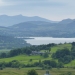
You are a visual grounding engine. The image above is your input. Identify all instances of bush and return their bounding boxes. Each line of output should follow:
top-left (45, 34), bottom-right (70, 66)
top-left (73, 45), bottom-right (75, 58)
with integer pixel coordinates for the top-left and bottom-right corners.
top-left (0, 67), bottom-right (3, 70)
top-left (27, 69), bottom-right (38, 75)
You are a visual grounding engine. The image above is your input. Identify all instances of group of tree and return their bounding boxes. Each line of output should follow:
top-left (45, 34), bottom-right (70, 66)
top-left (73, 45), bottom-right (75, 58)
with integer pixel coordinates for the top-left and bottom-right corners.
top-left (0, 59), bottom-right (64, 69)
top-left (0, 43), bottom-right (55, 58)
top-left (52, 42), bottom-right (75, 64)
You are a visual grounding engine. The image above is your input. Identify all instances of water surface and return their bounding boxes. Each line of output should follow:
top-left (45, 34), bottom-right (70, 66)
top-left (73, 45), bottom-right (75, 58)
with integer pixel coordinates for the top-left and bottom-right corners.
top-left (25, 37), bottom-right (75, 45)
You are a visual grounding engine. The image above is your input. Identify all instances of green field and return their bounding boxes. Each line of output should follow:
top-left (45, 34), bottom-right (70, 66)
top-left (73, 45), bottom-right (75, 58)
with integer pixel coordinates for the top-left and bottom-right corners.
top-left (0, 43), bottom-right (75, 75)
top-left (0, 55), bottom-right (52, 64)
top-left (0, 43), bottom-right (73, 66)
top-left (51, 43), bottom-right (71, 53)
top-left (0, 68), bottom-right (75, 75)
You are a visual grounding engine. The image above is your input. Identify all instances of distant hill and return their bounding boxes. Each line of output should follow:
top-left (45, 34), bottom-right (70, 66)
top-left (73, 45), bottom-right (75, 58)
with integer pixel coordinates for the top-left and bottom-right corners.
top-left (0, 16), bottom-right (75, 37)
top-left (7, 19), bottom-right (75, 37)
top-left (0, 15), bottom-right (56, 26)
top-left (58, 18), bottom-right (74, 24)
top-left (0, 35), bottom-right (30, 49)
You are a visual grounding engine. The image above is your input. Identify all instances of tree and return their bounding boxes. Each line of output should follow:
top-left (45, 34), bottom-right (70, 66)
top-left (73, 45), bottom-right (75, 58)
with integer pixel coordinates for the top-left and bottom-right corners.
top-left (57, 62), bottom-right (64, 68)
top-left (27, 69), bottom-right (38, 75)
top-left (0, 53), bottom-right (7, 58)
top-left (49, 48), bottom-right (51, 53)
top-left (43, 52), bottom-right (49, 58)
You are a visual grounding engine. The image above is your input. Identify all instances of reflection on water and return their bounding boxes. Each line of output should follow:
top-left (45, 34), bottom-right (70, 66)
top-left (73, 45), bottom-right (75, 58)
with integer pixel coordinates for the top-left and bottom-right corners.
top-left (25, 37), bottom-right (75, 45)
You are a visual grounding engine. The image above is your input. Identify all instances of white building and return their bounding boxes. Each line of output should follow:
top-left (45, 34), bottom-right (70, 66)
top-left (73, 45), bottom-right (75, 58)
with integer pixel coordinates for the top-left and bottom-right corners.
top-left (44, 71), bottom-right (51, 75)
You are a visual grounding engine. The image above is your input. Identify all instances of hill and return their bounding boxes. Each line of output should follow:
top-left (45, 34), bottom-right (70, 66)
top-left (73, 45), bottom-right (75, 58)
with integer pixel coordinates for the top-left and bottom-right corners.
top-left (7, 20), bottom-right (75, 37)
top-left (58, 18), bottom-right (74, 24)
top-left (0, 35), bottom-right (30, 49)
top-left (0, 43), bottom-right (75, 75)
top-left (0, 43), bottom-right (72, 66)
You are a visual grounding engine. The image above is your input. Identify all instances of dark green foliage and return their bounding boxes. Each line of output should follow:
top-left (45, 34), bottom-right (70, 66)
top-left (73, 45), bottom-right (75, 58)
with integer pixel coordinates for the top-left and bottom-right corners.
top-left (27, 69), bottom-right (38, 75)
top-left (57, 62), bottom-right (64, 68)
top-left (52, 48), bottom-right (72, 64)
top-left (0, 43), bottom-right (53, 58)
top-left (0, 35), bottom-right (30, 49)
top-left (4, 60), bottom-right (26, 68)
top-left (29, 59), bottom-right (33, 62)
top-left (71, 46), bottom-right (75, 59)
top-left (52, 45), bottom-right (75, 64)
top-left (53, 48), bottom-right (70, 58)
top-left (43, 60), bottom-right (57, 68)
top-left (9, 49), bottom-right (22, 57)
top-left (43, 52), bottom-right (49, 58)
top-left (11, 60), bottom-right (21, 68)
top-left (0, 53), bottom-right (7, 58)
top-left (42, 64), bottom-right (52, 70)
top-left (72, 42), bottom-right (75, 46)
top-left (0, 67), bottom-right (3, 70)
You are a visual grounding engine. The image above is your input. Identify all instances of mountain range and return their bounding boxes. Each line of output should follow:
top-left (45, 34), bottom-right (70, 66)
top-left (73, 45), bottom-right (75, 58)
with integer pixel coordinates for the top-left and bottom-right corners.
top-left (0, 15), bottom-right (75, 37)
top-left (0, 15), bottom-right (57, 27)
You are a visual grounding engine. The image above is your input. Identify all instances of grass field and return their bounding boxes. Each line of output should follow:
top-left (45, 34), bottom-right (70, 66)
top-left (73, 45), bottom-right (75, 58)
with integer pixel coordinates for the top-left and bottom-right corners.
top-left (0, 68), bottom-right (75, 75)
top-left (50, 43), bottom-right (72, 53)
top-left (0, 55), bottom-right (52, 64)
top-left (0, 44), bottom-right (75, 75)
top-left (0, 43), bottom-right (73, 65)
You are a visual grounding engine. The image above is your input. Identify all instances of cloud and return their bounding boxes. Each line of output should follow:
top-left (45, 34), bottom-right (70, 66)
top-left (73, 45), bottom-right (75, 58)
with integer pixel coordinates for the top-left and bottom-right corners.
top-left (0, 0), bottom-right (5, 6)
top-left (0, 0), bottom-right (75, 20)
top-left (2, 0), bottom-right (65, 7)
top-left (0, 0), bottom-right (15, 6)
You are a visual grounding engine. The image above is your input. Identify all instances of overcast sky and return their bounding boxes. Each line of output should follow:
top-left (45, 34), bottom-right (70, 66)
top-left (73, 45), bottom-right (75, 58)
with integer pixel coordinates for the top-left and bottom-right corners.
top-left (0, 0), bottom-right (75, 21)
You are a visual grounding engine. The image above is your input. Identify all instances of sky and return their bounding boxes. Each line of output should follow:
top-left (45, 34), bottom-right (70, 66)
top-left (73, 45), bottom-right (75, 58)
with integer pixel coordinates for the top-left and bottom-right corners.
top-left (0, 0), bottom-right (75, 21)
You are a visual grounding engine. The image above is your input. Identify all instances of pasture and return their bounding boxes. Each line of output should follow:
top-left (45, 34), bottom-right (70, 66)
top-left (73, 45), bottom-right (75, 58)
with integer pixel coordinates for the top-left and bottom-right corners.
top-left (0, 68), bottom-right (75, 75)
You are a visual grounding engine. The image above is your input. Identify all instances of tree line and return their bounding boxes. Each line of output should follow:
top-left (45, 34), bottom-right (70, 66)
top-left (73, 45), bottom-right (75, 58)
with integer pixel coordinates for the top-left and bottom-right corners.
top-left (0, 43), bottom-right (56, 58)
top-left (51, 42), bottom-right (75, 64)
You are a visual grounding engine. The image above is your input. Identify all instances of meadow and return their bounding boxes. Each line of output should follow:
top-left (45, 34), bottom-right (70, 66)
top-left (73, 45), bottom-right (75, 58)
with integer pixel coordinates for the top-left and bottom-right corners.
top-left (0, 68), bottom-right (75, 75)
top-left (0, 43), bottom-right (74, 75)
top-left (0, 43), bottom-right (73, 66)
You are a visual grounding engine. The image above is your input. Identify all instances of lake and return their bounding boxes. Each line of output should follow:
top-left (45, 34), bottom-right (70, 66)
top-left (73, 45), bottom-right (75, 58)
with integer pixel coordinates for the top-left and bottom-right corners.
top-left (25, 37), bottom-right (75, 45)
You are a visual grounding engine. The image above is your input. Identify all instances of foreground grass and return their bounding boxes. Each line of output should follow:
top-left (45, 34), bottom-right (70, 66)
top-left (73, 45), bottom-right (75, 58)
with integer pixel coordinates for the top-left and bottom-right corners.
top-left (0, 68), bottom-right (75, 75)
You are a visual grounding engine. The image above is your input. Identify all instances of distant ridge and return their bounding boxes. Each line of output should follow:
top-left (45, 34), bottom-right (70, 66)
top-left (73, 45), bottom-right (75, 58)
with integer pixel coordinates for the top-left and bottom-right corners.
top-left (0, 15), bottom-right (56, 26)
top-left (58, 18), bottom-right (74, 24)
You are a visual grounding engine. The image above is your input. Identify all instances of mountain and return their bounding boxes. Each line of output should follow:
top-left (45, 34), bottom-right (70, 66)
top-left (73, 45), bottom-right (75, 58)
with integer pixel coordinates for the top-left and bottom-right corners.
top-left (0, 15), bottom-right (56, 27)
top-left (7, 20), bottom-right (75, 37)
top-left (66, 20), bottom-right (75, 29)
top-left (58, 18), bottom-right (74, 24)
top-left (0, 17), bottom-right (75, 37)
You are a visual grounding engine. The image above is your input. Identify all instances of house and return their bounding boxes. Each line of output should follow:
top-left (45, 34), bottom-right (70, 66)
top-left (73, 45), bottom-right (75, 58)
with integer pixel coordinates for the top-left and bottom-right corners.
top-left (44, 71), bottom-right (51, 75)
top-left (31, 51), bottom-right (44, 55)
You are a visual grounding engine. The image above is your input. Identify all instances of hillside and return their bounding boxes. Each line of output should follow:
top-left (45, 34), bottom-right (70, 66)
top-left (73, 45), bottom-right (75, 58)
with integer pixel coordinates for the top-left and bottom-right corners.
top-left (0, 43), bottom-right (75, 75)
top-left (0, 43), bottom-right (73, 67)
top-left (0, 35), bottom-right (30, 49)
